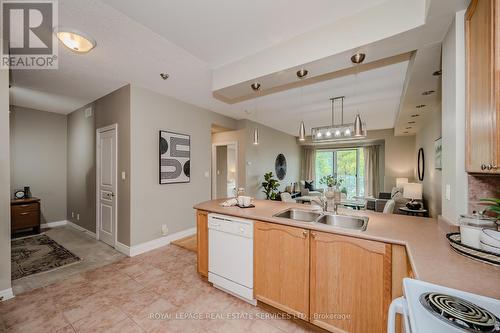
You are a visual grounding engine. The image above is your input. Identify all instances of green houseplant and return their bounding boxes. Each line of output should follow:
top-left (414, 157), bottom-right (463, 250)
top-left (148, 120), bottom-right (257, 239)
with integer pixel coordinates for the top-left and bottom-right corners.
top-left (479, 196), bottom-right (500, 220)
top-left (319, 174), bottom-right (343, 189)
top-left (261, 172), bottom-right (280, 200)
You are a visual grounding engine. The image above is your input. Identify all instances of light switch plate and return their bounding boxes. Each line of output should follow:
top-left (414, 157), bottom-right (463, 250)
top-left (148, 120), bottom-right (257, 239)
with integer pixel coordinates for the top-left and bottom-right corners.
top-left (121, 171), bottom-right (126, 180)
top-left (445, 184), bottom-right (451, 201)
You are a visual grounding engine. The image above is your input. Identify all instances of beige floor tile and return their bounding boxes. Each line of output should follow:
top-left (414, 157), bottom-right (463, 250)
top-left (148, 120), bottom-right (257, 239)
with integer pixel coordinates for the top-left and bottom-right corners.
top-left (71, 306), bottom-right (127, 333)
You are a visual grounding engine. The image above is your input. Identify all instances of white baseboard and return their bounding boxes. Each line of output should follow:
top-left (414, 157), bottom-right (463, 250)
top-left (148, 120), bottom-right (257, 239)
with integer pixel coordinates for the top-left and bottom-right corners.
top-left (0, 288), bottom-right (14, 301)
top-left (114, 241), bottom-right (131, 256)
top-left (128, 227), bottom-right (196, 257)
top-left (67, 221), bottom-right (97, 239)
top-left (41, 220), bottom-right (68, 228)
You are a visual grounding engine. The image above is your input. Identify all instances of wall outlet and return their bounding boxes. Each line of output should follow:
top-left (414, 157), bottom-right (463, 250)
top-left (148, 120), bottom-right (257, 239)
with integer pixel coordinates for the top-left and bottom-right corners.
top-left (71, 212), bottom-right (74, 218)
top-left (121, 171), bottom-right (126, 180)
top-left (161, 224), bottom-right (168, 236)
top-left (445, 184), bottom-right (451, 201)
top-left (77, 213), bottom-right (80, 221)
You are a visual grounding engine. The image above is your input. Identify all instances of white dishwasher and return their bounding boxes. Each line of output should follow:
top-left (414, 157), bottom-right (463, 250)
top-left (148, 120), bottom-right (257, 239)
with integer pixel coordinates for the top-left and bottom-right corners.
top-left (208, 213), bottom-right (256, 305)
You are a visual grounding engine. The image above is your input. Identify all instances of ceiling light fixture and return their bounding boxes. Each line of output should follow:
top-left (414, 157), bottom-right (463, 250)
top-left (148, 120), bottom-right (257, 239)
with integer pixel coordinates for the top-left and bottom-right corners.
top-left (311, 96), bottom-right (366, 142)
top-left (411, 114), bottom-right (420, 118)
top-left (351, 52), bottom-right (366, 137)
top-left (296, 69), bottom-right (308, 141)
top-left (408, 121), bottom-right (416, 124)
top-left (55, 28), bottom-right (96, 53)
top-left (350, 52), bottom-right (366, 64)
top-left (416, 104), bottom-right (426, 108)
top-left (160, 73), bottom-right (169, 80)
top-left (422, 90), bottom-right (435, 96)
top-left (251, 83), bottom-right (261, 145)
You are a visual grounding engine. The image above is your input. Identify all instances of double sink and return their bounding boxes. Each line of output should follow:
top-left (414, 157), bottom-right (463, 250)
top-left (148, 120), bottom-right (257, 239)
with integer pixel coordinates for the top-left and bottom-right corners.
top-left (273, 208), bottom-right (368, 231)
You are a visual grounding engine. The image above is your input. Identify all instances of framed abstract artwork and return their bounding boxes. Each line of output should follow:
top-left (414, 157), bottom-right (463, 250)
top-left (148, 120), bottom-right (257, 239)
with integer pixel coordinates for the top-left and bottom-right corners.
top-left (159, 131), bottom-right (190, 184)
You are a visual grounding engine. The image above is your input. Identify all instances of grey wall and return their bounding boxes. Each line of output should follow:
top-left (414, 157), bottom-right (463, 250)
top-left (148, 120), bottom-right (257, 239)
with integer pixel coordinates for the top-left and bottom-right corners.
top-left (237, 120), bottom-right (301, 199)
top-left (67, 85), bottom-right (131, 245)
top-left (129, 85), bottom-right (237, 245)
top-left (441, 10), bottom-right (468, 224)
top-left (67, 105), bottom-right (96, 233)
top-left (0, 69), bottom-right (11, 292)
top-left (415, 109), bottom-right (442, 218)
top-left (10, 106), bottom-right (67, 223)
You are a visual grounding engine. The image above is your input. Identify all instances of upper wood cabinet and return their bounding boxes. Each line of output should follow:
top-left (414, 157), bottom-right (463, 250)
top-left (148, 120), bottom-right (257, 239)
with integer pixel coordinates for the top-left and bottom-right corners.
top-left (310, 232), bottom-right (392, 333)
top-left (196, 210), bottom-right (208, 277)
top-left (465, 0), bottom-right (500, 174)
top-left (254, 221), bottom-right (310, 319)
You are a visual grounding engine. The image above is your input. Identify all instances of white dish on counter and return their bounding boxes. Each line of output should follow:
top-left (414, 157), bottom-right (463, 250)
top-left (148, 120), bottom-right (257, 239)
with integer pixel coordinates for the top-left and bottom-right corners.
top-left (459, 215), bottom-right (497, 249)
top-left (481, 229), bottom-right (500, 248)
top-left (480, 241), bottom-right (500, 255)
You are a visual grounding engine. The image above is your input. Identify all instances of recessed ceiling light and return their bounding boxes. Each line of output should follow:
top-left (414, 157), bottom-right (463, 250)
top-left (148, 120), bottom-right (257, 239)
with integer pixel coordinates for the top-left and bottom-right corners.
top-left (422, 90), bottom-right (435, 96)
top-left (433, 70), bottom-right (442, 76)
top-left (411, 114), bottom-right (420, 117)
top-left (296, 69), bottom-right (309, 79)
top-left (251, 82), bottom-right (261, 91)
top-left (55, 28), bottom-right (96, 53)
top-left (416, 104), bottom-right (426, 108)
top-left (351, 53), bottom-right (366, 64)
top-left (408, 121), bottom-right (416, 124)
top-left (160, 73), bottom-right (169, 80)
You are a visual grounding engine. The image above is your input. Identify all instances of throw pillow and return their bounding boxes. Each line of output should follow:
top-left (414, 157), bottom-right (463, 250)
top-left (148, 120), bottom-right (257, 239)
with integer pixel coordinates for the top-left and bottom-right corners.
top-left (304, 180), bottom-right (316, 191)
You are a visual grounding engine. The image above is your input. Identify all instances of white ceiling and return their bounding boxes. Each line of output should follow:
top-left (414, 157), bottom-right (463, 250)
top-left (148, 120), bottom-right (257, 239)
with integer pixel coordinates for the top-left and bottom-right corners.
top-left (10, 0), bottom-right (467, 136)
top-left (242, 61), bottom-right (409, 135)
top-left (101, 0), bottom-right (387, 68)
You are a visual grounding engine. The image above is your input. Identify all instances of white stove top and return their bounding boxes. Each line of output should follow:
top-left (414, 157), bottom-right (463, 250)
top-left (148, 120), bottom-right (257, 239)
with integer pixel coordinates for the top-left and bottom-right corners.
top-left (403, 279), bottom-right (500, 333)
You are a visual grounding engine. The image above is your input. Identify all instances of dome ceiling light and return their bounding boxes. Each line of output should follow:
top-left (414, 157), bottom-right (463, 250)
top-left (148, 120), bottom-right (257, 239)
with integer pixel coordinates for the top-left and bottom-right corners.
top-left (55, 28), bottom-right (96, 53)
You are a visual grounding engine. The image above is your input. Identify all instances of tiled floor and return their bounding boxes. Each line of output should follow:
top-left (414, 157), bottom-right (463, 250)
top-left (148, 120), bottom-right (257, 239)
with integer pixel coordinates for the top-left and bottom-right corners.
top-left (12, 226), bottom-right (125, 294)
top-left (1, 244), bottom-right (316, 333)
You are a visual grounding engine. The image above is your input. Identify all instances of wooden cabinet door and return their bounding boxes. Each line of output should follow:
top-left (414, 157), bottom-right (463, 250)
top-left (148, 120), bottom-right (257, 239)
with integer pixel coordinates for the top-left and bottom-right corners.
top-left (196, 210), bottom-right (208, 277)
top-left (466, 0), bottom-right (500, 173)
top-left (254, 221), bottom-right (309, 319)
top-left (310, 232), bottom-right (392, 333)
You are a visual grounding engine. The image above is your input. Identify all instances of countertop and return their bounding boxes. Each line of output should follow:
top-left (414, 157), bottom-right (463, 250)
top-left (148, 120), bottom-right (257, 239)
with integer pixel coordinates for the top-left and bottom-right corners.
top-left (194, 199), bottom-right (500, 299)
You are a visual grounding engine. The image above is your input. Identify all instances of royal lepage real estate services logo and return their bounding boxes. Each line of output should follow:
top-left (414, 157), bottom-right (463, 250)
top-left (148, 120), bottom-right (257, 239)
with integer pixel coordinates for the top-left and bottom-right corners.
top-left (1, 0), bottom-right (58, 69)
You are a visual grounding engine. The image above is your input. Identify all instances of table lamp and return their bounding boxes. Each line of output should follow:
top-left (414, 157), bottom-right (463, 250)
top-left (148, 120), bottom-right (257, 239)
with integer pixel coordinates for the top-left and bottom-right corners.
top-left (396, 177), bottom-right (409, 188)
top-left (403, 183), bottom-right (422, 210)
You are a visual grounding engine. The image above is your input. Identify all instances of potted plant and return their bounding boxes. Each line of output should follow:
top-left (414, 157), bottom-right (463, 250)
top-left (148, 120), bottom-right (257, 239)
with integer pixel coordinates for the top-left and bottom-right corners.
top-left (479, 196), bottom-right (500, 221)
top-left (319, 174), bottom-right (343, 190)
top-left (261, 172), bottom-right (280, 200)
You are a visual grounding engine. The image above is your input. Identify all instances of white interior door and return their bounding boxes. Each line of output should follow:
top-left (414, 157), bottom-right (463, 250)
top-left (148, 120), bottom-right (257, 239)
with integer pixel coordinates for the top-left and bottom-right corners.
top-left (97, 126), bottom-right (117, 247)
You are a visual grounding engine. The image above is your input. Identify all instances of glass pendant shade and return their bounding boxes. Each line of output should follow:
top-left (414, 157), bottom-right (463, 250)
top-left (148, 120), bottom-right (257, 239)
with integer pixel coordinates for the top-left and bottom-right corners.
top-left (298, 121), bottom-right (306, 141)
top-left (253, 128), bottom-right (259, 145)
top-left (354, 114), bottom-right (364, 137)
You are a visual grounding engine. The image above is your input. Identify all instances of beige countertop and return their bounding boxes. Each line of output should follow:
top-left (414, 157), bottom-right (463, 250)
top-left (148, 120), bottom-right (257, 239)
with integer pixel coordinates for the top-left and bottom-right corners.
top-left (194, 199), bottom-right (500, 300)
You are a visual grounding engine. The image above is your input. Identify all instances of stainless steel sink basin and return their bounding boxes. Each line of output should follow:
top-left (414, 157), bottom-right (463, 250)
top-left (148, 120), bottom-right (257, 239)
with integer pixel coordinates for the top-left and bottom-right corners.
top-left (273, 209), bottom-right (321, 222)
top-left (316, 214), bottom-right (368, 231)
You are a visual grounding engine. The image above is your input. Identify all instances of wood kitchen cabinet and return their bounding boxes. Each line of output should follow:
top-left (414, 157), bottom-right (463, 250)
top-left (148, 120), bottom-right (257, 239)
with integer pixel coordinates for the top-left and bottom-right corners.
top-left (465, 0), bottom-right (500, 173)
top-left (310, 232), bottom-right (392, 333)
top-left (196, 210), bottom-right (208, 277)
top-left (254, 221), bottom-right (310, 319)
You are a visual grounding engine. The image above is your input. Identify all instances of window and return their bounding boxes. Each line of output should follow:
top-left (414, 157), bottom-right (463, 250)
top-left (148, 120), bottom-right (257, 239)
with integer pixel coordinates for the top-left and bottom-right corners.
top-left (315, 148), bottom-right (365, 198)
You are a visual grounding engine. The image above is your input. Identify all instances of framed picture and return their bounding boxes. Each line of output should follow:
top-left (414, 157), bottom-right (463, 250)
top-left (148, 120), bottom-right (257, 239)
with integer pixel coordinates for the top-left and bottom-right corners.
top-left (159, 131), bottom-right (190, 184)
top-left (434, 137), bottom-right (442, 170)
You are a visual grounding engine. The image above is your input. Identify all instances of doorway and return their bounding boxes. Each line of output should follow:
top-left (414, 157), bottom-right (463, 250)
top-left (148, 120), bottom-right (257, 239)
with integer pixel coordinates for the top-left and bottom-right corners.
top-left (212, 142), bottom-right (238, 199)
top-left (96, 124), bottom-right (118, 247)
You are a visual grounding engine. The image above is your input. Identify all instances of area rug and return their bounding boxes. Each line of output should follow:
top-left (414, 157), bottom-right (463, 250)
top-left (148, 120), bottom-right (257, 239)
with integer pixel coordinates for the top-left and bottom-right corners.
top-left (11, 234), bottom-right (81, 280)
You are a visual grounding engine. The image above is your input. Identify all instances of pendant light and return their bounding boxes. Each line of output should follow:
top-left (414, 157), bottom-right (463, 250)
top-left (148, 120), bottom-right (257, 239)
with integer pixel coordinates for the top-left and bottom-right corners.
top-left (296, 68), bottom-right (308, 141)
top-left (351, 53), bottom-right (365, 137)
top-left (251, 82), bottom-right (261, 145)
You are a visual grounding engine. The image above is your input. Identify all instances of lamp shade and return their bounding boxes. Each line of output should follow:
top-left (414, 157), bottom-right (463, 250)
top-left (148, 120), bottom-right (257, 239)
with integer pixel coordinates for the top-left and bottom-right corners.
top-left (403, 183), bottom-right (422, 200)
top-left (396, 178), bottom-right (409, 188)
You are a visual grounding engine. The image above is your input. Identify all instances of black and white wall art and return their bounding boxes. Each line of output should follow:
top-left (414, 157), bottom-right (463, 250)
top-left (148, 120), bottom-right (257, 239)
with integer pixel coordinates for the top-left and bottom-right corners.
top-left (159, 131), bottom-right (190, 184)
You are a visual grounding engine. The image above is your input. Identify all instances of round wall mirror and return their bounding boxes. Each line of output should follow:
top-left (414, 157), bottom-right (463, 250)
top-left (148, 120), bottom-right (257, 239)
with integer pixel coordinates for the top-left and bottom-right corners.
top-left (275, 154), bottom-right (287, 180)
